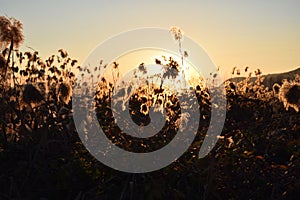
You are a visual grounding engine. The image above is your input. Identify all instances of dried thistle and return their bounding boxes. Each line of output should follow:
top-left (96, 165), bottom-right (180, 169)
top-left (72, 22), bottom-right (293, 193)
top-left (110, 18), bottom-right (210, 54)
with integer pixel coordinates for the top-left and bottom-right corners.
top-left (278, 80), bottom-right (300, 112)
top-left (0, 16), bottom-right (24, 49)
top-left (170, 26), bottom-right (183, 41)
top-left (58, 82), bottom-right (72, 104)
top-left (58, 49), bottom-right (68, 59)
top-left (138, 63), bottom-right (147, 74)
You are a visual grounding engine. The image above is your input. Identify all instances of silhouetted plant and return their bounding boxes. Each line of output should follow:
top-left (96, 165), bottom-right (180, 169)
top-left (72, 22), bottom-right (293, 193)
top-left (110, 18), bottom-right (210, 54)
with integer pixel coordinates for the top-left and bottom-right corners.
top-left (0, 16), bottom-right (24, 80)
top-left (0, 20), bottom-right (299, 199)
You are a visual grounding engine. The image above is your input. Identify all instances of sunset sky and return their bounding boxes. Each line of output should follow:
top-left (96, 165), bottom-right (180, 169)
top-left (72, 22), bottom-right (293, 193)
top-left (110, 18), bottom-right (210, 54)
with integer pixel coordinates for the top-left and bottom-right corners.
top-left (1, 0), bottom-right (300, 76)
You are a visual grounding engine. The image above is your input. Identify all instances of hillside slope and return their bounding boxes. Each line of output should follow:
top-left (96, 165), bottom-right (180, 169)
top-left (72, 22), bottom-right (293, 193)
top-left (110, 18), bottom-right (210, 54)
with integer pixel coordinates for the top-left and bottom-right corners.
top-left (228, 67), bottom-right (300, 88)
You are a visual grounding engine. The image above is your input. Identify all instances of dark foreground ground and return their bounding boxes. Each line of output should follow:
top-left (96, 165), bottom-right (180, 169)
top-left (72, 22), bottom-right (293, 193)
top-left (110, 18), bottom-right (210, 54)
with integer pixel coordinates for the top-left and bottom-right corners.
top-left (0, 92), bottom-right (299, 200)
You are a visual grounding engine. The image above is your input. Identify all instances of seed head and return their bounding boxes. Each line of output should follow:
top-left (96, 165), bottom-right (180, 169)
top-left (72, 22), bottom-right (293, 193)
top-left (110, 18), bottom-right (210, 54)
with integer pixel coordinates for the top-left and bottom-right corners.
top-left (278, 80), bottom-right (300, 112)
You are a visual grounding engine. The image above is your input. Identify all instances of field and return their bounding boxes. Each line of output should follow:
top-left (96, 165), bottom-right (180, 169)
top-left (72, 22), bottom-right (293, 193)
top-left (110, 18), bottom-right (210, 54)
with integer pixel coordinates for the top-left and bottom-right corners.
top-left (0, 47), bottom-right (300, 199)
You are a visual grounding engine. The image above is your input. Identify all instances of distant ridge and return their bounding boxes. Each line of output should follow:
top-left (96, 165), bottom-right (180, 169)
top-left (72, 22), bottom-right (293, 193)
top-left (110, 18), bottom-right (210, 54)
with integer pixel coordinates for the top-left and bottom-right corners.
top-left (227, 67), bottom-right (300, 89)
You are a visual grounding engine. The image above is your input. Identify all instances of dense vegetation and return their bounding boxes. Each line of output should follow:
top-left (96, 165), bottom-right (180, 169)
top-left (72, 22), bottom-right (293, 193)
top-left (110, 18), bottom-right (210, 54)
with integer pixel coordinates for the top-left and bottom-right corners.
top-left (0, 16), bottom-right (300, 200)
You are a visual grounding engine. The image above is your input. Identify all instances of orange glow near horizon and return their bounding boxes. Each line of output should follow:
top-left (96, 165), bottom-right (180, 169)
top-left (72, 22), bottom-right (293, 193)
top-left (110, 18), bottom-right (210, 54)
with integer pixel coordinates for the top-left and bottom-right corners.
top-left (2, 1), bottom-right (300, 75)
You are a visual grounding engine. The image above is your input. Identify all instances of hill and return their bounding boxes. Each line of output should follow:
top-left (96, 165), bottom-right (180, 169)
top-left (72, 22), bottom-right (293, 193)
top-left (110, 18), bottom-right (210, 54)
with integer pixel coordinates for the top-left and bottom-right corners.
top-left (228, 67), bottom-right (300, 88)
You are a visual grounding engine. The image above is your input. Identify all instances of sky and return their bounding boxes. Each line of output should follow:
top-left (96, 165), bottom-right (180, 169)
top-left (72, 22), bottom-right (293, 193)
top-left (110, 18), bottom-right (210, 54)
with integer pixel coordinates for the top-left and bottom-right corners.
top-left (1, 0), bottom-right (300, 77)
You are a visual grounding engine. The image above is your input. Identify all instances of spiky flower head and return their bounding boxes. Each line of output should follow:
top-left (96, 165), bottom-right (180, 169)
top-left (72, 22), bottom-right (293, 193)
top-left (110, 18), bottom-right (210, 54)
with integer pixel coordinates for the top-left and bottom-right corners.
top-left (138, 63), bottom-right (147, 74)
top-left (0, 16), bottom-right (24, 49)
top-left (170, 26), bottom-right (183, 41)
top-left (278, 80), bottom-right (300, 112)
top-left (58, 82), bottom-right (72, 104)
top-left (58, 49), bottom-right (68, 59)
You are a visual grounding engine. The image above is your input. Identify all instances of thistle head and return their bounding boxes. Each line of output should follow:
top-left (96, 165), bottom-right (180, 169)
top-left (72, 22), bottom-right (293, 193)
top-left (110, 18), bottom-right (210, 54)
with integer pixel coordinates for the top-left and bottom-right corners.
top-left (58, 82), bottom-right (72, 104)
top-left (170, 26), bottom-right (183, 41)
top-left (278, 80), bottom-right (300, 112)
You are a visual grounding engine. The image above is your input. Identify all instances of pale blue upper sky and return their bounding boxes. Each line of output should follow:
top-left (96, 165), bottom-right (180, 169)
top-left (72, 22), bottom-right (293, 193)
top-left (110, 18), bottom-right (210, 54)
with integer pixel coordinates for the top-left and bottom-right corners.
top-left (1, 0), bottom-right (300, 75)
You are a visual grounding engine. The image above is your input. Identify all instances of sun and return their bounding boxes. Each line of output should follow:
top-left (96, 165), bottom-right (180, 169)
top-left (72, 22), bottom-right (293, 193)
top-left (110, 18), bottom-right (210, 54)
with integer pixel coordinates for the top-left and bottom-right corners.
top-left (111, 48), bottom-right (204, 87)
